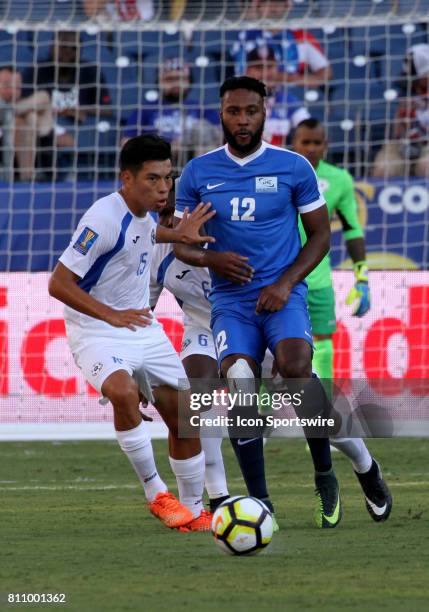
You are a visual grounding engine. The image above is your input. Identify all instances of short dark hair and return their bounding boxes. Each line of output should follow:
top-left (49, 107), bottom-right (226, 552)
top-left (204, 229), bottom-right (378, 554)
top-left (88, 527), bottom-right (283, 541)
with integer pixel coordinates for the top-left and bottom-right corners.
top-left (119, 134), bottom-right (172, 173)
top-left (295, 118), bottom-right (322, 131)
top-left (246, 45), bottom-right (277, 64)
top-left (220, 76), bottom-right (267, 99)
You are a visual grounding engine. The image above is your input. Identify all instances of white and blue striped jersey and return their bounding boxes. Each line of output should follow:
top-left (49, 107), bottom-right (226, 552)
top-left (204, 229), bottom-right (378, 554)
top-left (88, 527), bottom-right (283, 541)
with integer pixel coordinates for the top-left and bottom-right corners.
top-left (150, 242), bottom-right (211, 330)
top-left (175, 141), bottom-right (325, 306)
top-left (59, 191), bottom-right (156, 343)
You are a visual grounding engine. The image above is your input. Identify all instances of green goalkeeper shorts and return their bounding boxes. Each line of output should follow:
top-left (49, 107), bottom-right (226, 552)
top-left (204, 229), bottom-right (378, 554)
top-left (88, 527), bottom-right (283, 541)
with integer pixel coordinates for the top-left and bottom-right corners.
top-left (307, 286), bottom-right (337, 336)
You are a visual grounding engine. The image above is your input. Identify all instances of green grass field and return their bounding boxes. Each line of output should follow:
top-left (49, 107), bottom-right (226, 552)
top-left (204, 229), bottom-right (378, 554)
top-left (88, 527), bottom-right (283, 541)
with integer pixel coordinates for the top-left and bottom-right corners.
top-left (1, 439), bottom-right (428, 611)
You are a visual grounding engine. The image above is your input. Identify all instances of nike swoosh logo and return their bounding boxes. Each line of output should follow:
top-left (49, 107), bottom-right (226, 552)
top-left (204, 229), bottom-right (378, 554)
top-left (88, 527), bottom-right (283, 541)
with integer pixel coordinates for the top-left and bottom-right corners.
top-left (237, 437), bottom-right (259, 446)
top-left (365, 497), bottom-right (387, 516)
top-left (323, 496), bottom-right (341, 526)
top-left (207, 182), bottom-right (225, 190)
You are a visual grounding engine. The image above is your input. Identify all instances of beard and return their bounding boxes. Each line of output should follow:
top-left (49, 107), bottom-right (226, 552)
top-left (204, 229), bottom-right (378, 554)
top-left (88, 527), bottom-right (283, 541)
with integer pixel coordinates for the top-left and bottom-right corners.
top-left (221, 118), bottom-right (265, 154)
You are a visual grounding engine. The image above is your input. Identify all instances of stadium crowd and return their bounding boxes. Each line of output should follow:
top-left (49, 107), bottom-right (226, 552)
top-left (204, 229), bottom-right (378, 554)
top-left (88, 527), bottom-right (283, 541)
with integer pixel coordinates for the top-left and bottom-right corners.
top-left (0, 10), bottom-right (428, 180)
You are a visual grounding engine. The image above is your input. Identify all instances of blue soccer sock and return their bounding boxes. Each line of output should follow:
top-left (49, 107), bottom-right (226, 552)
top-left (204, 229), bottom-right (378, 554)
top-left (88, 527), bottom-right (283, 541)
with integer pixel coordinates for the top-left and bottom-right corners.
top-left (229, 436), bottom-right (271, 503)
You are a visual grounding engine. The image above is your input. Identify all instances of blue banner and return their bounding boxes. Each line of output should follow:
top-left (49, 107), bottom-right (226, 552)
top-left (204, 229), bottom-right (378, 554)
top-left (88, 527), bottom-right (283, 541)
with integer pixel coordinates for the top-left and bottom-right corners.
top-left (331, 179), bottom-right (429, 270)
top-left (0, 179), bottom-right (428, 271)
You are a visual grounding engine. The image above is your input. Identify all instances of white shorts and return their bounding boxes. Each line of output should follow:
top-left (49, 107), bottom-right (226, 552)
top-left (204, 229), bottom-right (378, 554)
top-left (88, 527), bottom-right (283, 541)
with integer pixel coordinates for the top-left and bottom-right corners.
top-left (71, 319), bottom-right (189, 394)
top-left (180, 324), bottom-right (216, 361)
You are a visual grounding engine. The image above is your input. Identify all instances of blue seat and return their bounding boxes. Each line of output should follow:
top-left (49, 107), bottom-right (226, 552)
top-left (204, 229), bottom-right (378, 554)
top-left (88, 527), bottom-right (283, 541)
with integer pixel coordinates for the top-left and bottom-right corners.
top-left (0, 30), bottom-right (33, 68)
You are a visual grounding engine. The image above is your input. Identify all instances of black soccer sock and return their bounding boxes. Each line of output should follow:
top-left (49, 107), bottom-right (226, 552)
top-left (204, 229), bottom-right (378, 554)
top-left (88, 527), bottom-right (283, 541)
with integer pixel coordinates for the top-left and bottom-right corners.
top-left (306, 437), bottom-right (332, 473)
top-left (292, 373), bottom-right (334, 473)
top-left (209, 494), bottom-right (230, 513)
top-left (229, 435), bottom-right (270, 502)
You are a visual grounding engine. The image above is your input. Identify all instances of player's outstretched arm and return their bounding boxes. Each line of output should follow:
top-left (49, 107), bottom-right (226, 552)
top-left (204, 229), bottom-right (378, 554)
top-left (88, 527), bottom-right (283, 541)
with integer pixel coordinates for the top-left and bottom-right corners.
top-left (336, 172), bottom-right (370, 317)
top-left (172, 216), bottom-right (254, 284)
top-left (156, 202), bottom-right (216, 245)
top-left (345, 237), bottom-right (370, 317)
top-left (48, 262), bottom-right (153, 331)
top-left (290, 205), bottom-right (331, 281)
top-left (256, 206), bottom-right (330, 313)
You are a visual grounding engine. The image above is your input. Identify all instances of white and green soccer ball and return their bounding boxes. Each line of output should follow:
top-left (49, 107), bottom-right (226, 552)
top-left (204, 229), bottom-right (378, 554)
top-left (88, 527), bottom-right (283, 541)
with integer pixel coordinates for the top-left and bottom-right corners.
top-left (211, 496), bottom-right (274, 555)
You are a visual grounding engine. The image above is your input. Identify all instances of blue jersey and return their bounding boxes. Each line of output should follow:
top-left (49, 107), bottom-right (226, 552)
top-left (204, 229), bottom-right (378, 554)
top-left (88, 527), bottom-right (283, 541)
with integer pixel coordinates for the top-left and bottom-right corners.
top-left (175, 141), bottom-right (325, 306)
top-left (123, 100), bottom-right (219, 141)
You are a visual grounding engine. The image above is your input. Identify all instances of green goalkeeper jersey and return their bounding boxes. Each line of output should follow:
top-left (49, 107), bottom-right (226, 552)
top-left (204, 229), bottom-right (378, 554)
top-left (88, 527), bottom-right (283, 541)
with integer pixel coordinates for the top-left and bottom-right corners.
top-left (298, 159), bottom-right (363, 290)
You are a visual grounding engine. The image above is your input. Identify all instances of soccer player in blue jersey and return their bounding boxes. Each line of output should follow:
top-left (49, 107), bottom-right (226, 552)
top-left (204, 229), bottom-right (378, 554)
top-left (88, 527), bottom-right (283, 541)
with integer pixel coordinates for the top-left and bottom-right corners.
top-left (174, 76), bottom-right (342, 528)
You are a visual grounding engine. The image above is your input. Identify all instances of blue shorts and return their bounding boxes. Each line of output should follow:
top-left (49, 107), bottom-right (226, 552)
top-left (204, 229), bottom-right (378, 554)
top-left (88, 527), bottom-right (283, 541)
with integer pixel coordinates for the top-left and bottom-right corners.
top-left (211, 293), bottom-right (313, 366)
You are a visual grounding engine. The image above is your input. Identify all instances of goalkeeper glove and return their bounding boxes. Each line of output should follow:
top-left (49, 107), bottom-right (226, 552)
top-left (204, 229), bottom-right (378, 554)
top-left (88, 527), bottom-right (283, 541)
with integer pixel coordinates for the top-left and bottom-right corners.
top-left (345, 261), bottom-right (370, 317)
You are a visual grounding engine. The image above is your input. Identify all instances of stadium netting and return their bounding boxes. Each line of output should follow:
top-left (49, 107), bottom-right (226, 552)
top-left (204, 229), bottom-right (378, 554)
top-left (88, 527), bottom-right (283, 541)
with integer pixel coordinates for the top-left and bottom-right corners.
top-left (0, 0), bottom-right (428, 439)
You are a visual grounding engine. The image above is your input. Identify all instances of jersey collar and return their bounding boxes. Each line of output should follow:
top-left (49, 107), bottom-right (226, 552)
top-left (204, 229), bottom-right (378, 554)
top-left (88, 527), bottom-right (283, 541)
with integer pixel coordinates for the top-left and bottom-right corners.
top-left (224, 141), bottom-right (267, 166)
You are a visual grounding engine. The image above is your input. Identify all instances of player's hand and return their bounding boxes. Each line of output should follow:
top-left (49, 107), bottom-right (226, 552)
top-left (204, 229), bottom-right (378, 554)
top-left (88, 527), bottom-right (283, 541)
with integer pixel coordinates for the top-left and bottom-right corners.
top-left (104, 307), bottom-right (153, 331)
top-left (138, 390), bottom-right (153, 421)
top-left (346, 282), bottom-right (370, 316)
top-left (256, 281), bottom-right (292, 314)
top-left (176, 202), bottom-right (216, 245)
top-left (204, 250), bottom-right (254, 284)
top-left (345, 262), bottom-right (370, 317)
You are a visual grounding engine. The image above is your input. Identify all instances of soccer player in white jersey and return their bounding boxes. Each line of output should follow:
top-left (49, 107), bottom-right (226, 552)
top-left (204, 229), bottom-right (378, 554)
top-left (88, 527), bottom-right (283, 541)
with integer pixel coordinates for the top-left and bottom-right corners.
top-left (150, 204), bottom-right (230, 513)
top-left (49, 134), bottom-right (216, 532)
top-left (174, 76), bottom-right (342, 528)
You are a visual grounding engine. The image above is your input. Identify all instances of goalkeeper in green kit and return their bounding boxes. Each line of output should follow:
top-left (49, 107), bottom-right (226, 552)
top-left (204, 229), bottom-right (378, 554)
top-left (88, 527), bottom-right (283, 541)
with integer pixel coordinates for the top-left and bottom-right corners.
top-left (289, 118), bottom-right (392, 522)
top-left (293, 118), bottom-right (370, 380)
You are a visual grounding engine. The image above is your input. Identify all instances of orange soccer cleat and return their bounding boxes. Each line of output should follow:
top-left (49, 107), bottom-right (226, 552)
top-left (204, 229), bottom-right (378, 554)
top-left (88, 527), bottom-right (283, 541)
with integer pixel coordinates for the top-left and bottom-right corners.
top-left (177, 510), bottom-right (213, 532)
top-left (149, 491), bottom-right (194, 528)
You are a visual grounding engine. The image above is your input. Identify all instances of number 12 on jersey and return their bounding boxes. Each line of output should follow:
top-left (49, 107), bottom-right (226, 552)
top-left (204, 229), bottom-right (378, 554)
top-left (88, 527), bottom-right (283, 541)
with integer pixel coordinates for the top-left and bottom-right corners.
top-left (230, 197), bottom-right (255, 221)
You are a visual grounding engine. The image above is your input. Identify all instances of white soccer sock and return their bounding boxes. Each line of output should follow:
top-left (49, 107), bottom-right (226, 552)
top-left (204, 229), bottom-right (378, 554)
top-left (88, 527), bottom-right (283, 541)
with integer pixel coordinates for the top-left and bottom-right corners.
top-left (201, 436), bottom-right (229, 500)
top-left (116, 420), bottom-right (167, 502)
top-left (169, 451), bottom-right (205, 518)
top-left (330, 437), bottom-right (373, 473)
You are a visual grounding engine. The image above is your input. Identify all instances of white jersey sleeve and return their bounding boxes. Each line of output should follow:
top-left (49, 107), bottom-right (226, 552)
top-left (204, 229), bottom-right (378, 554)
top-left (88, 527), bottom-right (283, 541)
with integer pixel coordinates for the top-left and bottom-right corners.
top-left (59, 211), bottom-right (117, 278)
top-left (58, 191), bottom-right (157, 346)
top-left (151, 242), bottom-right (211, 330)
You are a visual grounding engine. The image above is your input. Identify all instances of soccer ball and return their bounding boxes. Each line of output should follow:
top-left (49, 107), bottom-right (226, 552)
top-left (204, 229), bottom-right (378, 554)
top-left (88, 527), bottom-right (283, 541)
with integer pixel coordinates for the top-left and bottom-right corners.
top-left (211, 496), bottom-right (274, 555)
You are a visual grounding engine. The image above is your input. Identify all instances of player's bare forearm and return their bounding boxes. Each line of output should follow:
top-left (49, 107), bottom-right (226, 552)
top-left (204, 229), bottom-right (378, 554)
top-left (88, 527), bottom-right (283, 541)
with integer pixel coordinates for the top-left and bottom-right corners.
top-left (173, 242), bottom-right (208, 266)
top-left (282, 205), bottom-right (330, 287)
top-left (256, 230), bottom-right (328, 313)
top-left (172, 215), bottom-right (253, 283)
top-left (174, 241), bottom-right (254, 284)
top-left (49, 262), bottom-right (116, 322)
top-left (345, 237), bottom-right (366, 264)
top-left (171, 214), bottom-right (209, 266)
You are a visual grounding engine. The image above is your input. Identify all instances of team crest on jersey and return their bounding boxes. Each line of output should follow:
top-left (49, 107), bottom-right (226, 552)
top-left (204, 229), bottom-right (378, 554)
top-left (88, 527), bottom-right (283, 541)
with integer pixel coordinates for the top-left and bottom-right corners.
top-left (73, 227), bottom-right (99, 255)
top-left (255, 176), bottom-right (278, 193)
top-left (181, 338), bottom-right (192, 351)
top-left (151, 228), bottom-right (156, 245)
top-left (91, 362), bottom-right (103, 377)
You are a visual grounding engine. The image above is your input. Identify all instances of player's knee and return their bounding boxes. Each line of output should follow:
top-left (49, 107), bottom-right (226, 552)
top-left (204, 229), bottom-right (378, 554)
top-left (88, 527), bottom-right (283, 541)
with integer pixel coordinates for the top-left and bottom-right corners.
top-left (276, 356), bottom-right (312, 379)
top-left (104, 378), bottom-right (139, 410)
top-left (226, 358), bottom-right (255, 399)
